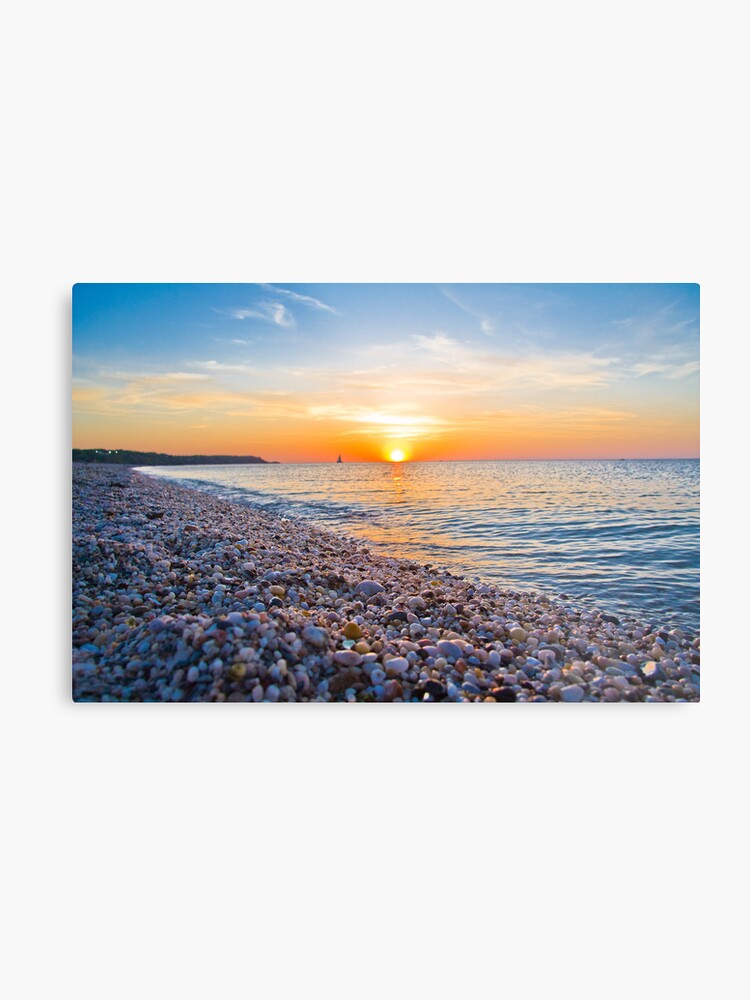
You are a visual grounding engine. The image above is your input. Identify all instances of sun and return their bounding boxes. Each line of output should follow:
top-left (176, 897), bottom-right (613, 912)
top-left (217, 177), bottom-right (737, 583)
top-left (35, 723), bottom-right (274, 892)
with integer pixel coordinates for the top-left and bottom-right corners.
top-left (389, 449), bottom-right (406, 462)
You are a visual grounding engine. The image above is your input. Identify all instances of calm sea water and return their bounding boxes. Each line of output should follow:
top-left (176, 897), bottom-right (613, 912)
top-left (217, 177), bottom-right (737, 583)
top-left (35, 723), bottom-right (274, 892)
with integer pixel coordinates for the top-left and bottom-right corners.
top-left (139, 460), bottom-right (700, 632)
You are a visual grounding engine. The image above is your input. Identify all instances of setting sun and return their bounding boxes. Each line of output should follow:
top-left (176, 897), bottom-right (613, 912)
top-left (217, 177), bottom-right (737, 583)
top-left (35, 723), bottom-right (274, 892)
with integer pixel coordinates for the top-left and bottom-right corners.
top-left (389, 449), bottom-right (405, 462)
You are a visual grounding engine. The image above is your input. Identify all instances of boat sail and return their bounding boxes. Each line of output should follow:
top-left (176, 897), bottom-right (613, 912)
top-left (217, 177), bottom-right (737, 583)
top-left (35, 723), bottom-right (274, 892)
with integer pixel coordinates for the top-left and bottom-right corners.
top-left (336, 454), bottom-right (343, 463)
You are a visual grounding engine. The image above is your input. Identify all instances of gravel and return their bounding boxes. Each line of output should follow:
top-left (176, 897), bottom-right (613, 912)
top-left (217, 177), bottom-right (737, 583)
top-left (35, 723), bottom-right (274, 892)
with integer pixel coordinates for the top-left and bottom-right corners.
top-left (72, 464), bottom-right (700, 703)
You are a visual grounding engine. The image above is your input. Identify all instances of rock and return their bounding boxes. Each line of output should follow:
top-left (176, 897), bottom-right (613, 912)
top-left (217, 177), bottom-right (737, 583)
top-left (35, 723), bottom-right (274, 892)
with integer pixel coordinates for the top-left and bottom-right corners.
top-left (328, 669), bottom-right (361, 695)
top-left (436, 640), bottom-right (462, 660)
top-left (343, 621), bottom-right (362, 640)
top-left (333, 650), bottom-right (363, 667)
top-left (385, 656), bottom-right (409, 674)
top-left (355, 580), bottom-right (385, 596)
top-left (269, 585), bottom-right (285, 597)
top-left (560, 684), bottom-right (585, 702)
top-left (186, 666), bottom-right (200, 684)
top-left (424, 679), bottom-right (447, 700)
top-left (509, 626), bottom-right (527, 643)
top-left (302, 625), bottom-right (329, 648)
top-left (639, 660), bottom-right (666, 683)
top-left (370, 668), bottom-right (386, 685)
top-left (383, 679), bottom-right (403, 701)
top-left (385, 610), bottom-right (408, 624)
top-left (492, 687), bottom-right (516, 702)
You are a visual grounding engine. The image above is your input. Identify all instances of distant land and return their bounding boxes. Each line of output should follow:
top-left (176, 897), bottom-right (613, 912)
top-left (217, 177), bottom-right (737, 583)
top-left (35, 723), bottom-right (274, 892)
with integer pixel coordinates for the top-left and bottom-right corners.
top-left (73, 449), bottom-right (276, 466)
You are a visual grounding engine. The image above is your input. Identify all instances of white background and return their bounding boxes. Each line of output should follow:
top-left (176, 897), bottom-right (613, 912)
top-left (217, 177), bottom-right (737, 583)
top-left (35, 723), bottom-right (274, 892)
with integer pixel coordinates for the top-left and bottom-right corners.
top-left (1, 2), bottom-right (746, 998)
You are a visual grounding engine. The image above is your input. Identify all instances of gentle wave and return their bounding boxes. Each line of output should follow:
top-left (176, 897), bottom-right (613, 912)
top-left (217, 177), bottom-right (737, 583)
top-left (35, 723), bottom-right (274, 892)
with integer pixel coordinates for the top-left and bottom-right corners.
top-left (138, 460), bottom-right (700, 632)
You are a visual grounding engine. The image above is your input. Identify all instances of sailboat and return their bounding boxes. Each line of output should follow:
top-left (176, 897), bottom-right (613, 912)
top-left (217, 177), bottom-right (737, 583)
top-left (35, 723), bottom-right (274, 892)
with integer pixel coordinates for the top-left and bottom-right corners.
top-left (336, 454), bottom-right (343, 463)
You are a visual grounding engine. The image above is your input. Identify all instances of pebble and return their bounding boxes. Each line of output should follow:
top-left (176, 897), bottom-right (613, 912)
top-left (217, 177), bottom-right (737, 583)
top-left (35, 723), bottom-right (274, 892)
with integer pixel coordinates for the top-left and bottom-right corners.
top-left (71, 464), bottom-right (700, 705)
top-left (385, 656), bottom-right (409, 674)
top-left (436, 640), bottom-right (463, 660)
top-left (302, 625), bottom-right (328, 648)
top-left (328, 669), bottom-right (360, 695)
top-left (639, 660), bottom-right (666, 683)
top-left (333, 650), bottom-right (363, 667)
top-left (560, 684), bottom-right (585, 702)
top-left (383, 679), bottom-right (403, 701)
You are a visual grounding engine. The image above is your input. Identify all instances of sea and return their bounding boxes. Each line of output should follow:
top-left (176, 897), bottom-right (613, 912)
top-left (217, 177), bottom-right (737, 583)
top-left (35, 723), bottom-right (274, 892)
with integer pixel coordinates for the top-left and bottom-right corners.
top-left (138, 459), bottom-right (700, 633)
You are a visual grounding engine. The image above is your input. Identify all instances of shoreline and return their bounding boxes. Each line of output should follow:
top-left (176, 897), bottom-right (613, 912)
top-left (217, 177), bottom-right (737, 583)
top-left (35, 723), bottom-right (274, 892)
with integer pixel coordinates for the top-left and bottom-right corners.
top-left (72, 464), bottom-right (700, 702)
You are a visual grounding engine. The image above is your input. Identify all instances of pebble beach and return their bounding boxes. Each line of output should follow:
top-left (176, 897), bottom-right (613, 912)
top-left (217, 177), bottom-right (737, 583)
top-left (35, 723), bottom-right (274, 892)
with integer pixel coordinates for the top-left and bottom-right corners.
top-left (72, 464), bottom-right (700, 703)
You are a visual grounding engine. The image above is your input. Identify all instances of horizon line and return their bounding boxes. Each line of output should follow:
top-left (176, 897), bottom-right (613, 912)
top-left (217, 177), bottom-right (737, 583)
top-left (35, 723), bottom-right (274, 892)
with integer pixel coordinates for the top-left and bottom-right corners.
top-left (74, 449), bottom-right (700, 463)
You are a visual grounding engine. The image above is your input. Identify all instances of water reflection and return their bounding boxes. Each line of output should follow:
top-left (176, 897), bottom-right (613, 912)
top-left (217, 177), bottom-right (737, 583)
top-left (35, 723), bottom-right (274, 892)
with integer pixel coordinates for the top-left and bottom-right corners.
top-left (390, 467), bottom-right (405, 502)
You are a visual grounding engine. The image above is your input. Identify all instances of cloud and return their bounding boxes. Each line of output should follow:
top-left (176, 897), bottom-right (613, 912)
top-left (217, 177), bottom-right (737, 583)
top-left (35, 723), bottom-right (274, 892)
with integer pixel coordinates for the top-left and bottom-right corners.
top-left (305, 404), bottom-right (453, 440)
top-left (308, 404), bottom-right (447, 426)
top-left (409, 333), bottom-right (619, 390)
top-left (261, 284), bottom-right (339, 314)
top-left (162, 372), bottom-right (211, 382)
top-left (442, 287), bottom-right (495, 334)
top-left (229, 309), bottom-right (265, 321)
top-left (90, 369), bottom-right (211, 383)
top-left (228, 301), bottom-right (295, 327)
top-left (633, 358), bottom-right (700, 379)
top-left (412, 332), bottom-right (461, 358)
top-left (193, 360), bottom-right (256, 374)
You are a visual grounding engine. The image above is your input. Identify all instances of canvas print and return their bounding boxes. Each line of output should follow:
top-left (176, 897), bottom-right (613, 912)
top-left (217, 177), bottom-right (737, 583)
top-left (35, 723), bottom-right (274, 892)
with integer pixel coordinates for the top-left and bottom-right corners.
top-left (72, 283), bottom-right (700, 703)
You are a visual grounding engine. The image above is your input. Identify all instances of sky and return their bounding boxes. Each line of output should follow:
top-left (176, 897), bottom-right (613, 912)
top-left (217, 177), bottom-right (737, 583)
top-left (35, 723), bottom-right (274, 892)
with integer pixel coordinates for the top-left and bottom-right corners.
top-left (72, 283), bottom-right (700, 461)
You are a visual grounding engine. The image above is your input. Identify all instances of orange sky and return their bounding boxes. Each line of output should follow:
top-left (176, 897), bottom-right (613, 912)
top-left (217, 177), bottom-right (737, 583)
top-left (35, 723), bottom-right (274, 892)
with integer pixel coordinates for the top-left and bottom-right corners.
top-left (73, 283), bottom-right (700, 461)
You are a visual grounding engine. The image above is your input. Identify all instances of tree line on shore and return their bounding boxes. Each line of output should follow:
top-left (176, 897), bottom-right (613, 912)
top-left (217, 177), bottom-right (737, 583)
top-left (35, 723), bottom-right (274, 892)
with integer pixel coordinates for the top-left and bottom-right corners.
top-left (72, 449), bottom-right (274, 465)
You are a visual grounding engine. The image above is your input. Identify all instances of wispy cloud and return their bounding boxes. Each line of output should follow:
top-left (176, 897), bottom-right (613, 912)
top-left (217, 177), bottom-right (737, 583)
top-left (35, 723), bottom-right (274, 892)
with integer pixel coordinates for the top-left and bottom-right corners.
top-left (442, 287), bottom-right (495, 334)
top-left (409, 333), bottom-right (620, 390)
top-left (261, 284), bottom-right (339, 314)
top-left (91, 369), bottom-right (211, 384)
top-left (193, 360), bottom-right (256, 374)
top-left (632, 343), bottom-right (700, 379)
top-left (412, 332), bottom-right (461, 358)
top-left (229, 301), bottom-right (295, 327)
top-left (305, 403), bottom-right (454, 441)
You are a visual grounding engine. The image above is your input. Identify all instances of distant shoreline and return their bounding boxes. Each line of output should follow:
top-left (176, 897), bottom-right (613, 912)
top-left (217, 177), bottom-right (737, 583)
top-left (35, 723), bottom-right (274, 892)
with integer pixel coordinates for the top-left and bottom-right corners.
top-left (72, 449), bottom-right (277, 466)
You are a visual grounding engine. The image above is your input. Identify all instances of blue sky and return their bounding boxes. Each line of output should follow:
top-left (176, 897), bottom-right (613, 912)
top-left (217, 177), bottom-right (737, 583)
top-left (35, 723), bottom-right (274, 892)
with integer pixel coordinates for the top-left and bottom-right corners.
top-left (72, 283), bottom-right (700, 460)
